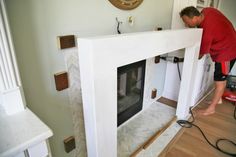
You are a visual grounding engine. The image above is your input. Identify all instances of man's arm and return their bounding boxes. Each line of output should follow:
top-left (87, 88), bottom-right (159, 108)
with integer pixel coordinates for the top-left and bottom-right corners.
top-left (199, 28), bottom-right (213, 57)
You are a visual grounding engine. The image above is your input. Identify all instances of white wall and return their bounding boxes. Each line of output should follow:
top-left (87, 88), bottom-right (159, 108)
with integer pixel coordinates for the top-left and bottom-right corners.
top-left (5, 0), bottom-right (174, 156)
top-left (219, 0), bottom-right (236, 27)
top-left (218, 0), bottom-right (236, 75)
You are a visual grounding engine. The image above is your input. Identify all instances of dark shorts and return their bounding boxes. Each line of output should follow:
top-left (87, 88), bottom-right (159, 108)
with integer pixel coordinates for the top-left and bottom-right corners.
top-left (214, 59), bottom-right (236, 81)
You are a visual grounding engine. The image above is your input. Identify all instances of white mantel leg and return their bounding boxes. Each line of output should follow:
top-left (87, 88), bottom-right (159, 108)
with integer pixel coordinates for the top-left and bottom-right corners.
top-left (176, 44), bottom-right (200, 119)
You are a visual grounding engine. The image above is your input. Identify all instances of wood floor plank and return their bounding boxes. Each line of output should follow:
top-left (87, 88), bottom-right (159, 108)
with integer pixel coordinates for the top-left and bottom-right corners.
top-left (157, 97), bottom-right (177, 109)
top-left (159, 92), bottom-right (236, 157)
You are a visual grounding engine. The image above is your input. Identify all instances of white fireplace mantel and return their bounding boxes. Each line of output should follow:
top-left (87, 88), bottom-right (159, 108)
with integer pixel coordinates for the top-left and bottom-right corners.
top-left (78, 29), bottom-right (202, 157)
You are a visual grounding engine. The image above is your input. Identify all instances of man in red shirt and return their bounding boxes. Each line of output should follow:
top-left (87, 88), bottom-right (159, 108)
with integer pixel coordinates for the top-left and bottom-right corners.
top-left (180, 6), bottom-right (236, 115)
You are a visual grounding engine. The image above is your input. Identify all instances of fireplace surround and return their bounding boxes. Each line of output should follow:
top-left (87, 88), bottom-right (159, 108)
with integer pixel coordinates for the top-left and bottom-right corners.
top-left (78, 29), bottom-right (202, 157)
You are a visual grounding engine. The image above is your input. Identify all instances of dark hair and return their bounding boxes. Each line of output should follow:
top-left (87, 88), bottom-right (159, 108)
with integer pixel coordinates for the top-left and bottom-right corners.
top-left (179, 6), bottom-right (201, 18)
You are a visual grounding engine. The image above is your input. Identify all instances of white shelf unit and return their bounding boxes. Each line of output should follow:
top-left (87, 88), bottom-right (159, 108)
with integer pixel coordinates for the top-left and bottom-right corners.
top-left (197, 0), bottom-right (220, 9)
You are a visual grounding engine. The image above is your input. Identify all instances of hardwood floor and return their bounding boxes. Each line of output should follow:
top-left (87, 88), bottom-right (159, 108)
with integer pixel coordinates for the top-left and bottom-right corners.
top-left (159, 92), bottom-right (236, 157)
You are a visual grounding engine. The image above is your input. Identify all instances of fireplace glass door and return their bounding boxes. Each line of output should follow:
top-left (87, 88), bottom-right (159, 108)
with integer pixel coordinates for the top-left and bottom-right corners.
top-left (117, 60), bottom-right (146, 126)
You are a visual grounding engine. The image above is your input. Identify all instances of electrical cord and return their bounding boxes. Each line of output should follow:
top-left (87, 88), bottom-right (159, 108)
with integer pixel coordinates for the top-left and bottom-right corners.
top-left (177, 62), bottom-right (181, 81)
top-left (159, 56), bottom-right (182, 81)
top-left (177, 107), bottom-right (236, 157)
top-left (116, 17), bottom-right (122, 34)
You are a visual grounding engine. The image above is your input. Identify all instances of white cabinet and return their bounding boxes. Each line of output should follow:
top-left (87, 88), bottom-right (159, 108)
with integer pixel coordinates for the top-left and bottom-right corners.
top-left (197, 0), bottom-right (208, 8)
top-left (13, 141), bottom-right (50, 157)
top-left (14, 152), bottom-right (26, 157)
top-left (0, 109), bottom-right (53, 157)
top-left (27, 141), bottom-right (49, 157)
top-left (196, 0), bottom-right (220, 10)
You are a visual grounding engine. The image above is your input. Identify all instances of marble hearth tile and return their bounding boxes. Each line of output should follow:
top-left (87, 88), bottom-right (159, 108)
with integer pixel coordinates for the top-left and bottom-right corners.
top-left (137, 122), bottom-right (181, 157)
top-left (117, 102), bottom-right (176, 157)
top-left (64, 50), bottom-right (87, 157)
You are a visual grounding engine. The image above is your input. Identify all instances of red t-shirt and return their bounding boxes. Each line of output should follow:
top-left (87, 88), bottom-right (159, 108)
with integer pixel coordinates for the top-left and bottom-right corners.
top-left (199, 8), bottom-right (236, 62)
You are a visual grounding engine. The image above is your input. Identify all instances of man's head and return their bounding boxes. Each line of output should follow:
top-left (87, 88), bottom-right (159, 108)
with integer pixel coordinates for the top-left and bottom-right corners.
top-left (180, 6), bottom-right (202, 28)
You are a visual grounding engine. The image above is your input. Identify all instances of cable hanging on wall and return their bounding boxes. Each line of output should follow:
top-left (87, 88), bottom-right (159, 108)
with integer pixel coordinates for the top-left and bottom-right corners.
top-left (116, 17), bottom-right (122, 34)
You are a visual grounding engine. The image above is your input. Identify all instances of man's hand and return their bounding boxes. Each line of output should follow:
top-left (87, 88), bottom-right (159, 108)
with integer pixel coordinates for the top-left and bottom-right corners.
top-left (198, 54), bottom-right (204, 60)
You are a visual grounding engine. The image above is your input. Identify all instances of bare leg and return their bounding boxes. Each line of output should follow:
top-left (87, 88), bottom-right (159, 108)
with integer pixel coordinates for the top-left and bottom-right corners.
top-left (198, 80), bottom-right (226, 115)
top-left (205, 97), bottom-right (222, 104)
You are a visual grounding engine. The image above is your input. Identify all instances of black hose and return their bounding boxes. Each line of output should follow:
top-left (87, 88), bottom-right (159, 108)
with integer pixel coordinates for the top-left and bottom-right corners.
top-left (177, 62), bottom-right (181, 81)
top-left (177, 107), bottom-right (236, 157)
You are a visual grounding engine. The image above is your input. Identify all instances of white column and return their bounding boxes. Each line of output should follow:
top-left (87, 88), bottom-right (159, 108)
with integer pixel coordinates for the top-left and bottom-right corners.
top-left (176, 44), bottom-right (200, 119)
top-left (0, 0), bottom-right (26, 115)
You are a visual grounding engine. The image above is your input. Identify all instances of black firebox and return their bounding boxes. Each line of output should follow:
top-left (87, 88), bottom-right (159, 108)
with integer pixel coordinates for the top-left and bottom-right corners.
top-left (117, 60), bottom-right (146, 126)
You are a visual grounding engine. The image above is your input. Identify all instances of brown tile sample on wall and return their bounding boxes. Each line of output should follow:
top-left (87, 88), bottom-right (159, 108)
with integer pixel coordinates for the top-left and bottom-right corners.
top-left (54, 72), bottom-right (69, 91)
top-left (57, 35), bottom-right (76, 49)
top-left (63, 136), bottom-right (76, 153)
